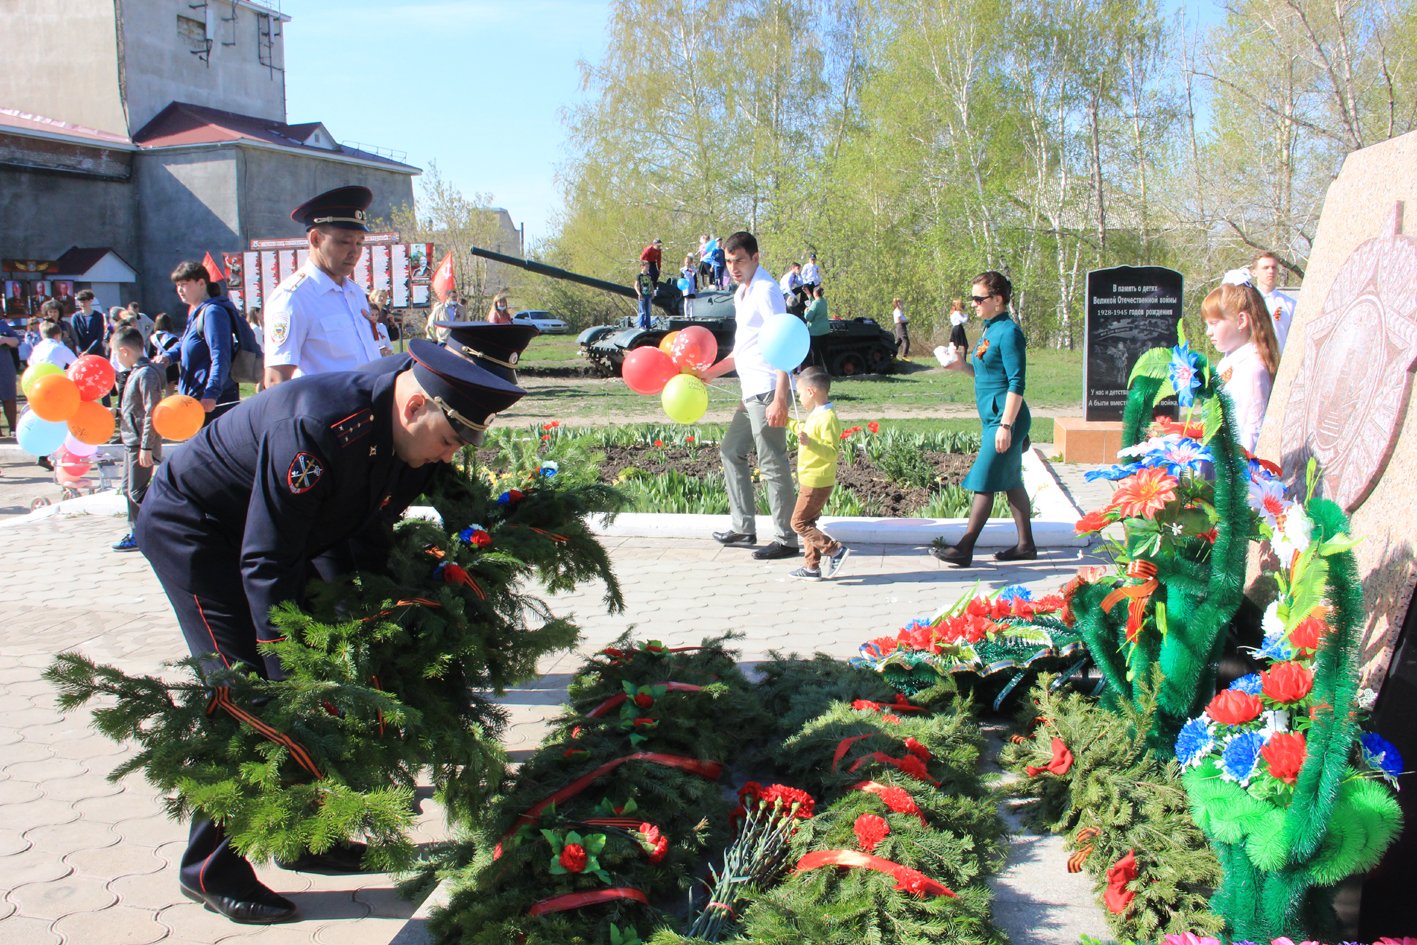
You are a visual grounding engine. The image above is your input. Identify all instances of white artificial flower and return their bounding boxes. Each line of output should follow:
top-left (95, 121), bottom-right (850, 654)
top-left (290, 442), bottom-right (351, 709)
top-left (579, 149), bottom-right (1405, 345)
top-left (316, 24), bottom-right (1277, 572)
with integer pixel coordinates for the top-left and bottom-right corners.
top-left (1272, 506), bottom-right (1314, 562)
top-left (1119, 437), bottom-right (1168, 459)
top-left (1357, 688), bottom-right (1379, 711)
top-left (1259, 709), bottom-right (1290, 738)
top-left (1261, 601), bottom-right (1284, 641)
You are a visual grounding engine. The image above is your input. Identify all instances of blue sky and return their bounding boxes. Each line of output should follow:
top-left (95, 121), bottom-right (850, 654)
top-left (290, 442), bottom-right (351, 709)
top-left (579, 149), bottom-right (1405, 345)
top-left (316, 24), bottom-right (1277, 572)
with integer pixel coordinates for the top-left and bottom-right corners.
top-left (284, 0), bottom-right (611, 247)
top-left (285, 1), bottom-right (1220, 247)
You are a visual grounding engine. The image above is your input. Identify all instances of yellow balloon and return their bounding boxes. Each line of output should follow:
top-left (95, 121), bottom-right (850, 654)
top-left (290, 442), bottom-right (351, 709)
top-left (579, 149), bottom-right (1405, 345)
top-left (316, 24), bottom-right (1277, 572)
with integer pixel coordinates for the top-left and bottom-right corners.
top-left (21, 362), bottom-right (63, 398)
top-left (661, 373), bottom-right (708, 424)
top-left (658, 331), bottom-right (680, 356)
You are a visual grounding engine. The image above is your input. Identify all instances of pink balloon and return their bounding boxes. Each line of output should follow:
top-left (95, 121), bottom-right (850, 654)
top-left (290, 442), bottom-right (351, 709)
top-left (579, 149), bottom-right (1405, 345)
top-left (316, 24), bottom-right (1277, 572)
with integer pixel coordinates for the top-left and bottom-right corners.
top-left (622, 346), bottom-right (680, 396)
top-left (64, 434), bottom-right (99, 457)
top-left (670, 325), bottom-right (718, 373)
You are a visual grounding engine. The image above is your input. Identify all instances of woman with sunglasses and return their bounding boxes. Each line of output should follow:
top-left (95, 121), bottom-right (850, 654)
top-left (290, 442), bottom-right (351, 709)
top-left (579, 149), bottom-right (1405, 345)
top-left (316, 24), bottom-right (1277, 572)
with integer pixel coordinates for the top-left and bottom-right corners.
top-left (932, 270), bottom-right (1033, 567)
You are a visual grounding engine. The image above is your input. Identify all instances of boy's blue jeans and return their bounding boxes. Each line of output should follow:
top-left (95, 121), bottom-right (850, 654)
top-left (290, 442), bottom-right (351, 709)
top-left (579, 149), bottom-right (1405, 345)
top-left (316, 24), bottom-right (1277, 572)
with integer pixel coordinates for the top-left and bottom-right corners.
top-left (637, 297), bottom-right (653, 329)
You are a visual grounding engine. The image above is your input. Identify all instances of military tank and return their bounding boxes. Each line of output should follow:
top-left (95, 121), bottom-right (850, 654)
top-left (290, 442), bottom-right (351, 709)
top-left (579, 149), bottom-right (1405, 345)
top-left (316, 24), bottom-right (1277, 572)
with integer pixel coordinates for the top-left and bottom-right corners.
top-left (468, 246), bottom-right (897, 378)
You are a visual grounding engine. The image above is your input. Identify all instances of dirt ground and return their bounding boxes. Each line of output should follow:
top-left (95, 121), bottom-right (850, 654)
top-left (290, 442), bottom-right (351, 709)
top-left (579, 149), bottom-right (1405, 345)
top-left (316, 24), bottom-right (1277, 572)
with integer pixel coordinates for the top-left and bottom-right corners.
top-left (596, 444), bottom-right (979, 516)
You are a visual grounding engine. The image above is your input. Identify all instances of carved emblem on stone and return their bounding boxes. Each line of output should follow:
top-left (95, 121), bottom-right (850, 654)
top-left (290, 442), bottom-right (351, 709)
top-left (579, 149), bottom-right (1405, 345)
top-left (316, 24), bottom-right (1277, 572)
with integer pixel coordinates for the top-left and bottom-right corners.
top-left (1280, 203), bottom-right (1417, 511)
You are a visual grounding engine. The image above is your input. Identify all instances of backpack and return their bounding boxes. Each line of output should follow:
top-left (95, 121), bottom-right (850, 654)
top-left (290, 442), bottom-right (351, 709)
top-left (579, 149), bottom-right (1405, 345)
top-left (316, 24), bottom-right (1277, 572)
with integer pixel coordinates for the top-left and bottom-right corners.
top-left (192, 300), bottom-right (263, 384)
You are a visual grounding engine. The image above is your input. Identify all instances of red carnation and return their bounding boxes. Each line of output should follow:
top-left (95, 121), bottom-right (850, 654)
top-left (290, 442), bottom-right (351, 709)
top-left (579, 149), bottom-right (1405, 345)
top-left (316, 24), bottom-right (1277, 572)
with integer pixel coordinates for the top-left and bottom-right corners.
top-left (894, 867), bottom-right (950, 898)
top-left (1289, 616), bottom-right (1328, 655)
top-left (881, 713), bottom-right (903, 725)
top-left (854, 813), bottom-right (890, 853)
top-left (1104, 849), bottom-right (1137, 914)
top-left (851, 699), bottom-right (877, 711)
top-left (1262, 661), bottom-right (1314, 704)
top-left (469, 530), bottom-right (492, 547)
top-left (878, 786), bottom-right (920, 817)
top-left (887, 753), bottom-right (932, 781)
top-left (559, 843), bottom-right (588, 873)
top-left (633, 692), bottom-right (654, 709)
top-left (868, 421), bottom-right (880, 433)
top-left (1075, 509), bottom-right (1111, 534)
top-left (737, 781), bottom-right (764, 803)
top-left (1206, 689), bottom-right (1263, 726)
top-left (903, 737), bottom-right (932, 762)
top-left (758, 784), bottom-right (815, 818)
top-left (1262, 731), bottom-right (1307, 784)
top-left (441, 563), bottom-right (470, 585)
top-left (639, 823), bottom-right (669, 863)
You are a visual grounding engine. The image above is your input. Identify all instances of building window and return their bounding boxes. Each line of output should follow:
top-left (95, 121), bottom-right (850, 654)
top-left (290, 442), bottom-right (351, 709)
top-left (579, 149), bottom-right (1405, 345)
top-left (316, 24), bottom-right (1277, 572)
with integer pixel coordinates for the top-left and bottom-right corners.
top-left (178, 14), bottom-right (212, 63)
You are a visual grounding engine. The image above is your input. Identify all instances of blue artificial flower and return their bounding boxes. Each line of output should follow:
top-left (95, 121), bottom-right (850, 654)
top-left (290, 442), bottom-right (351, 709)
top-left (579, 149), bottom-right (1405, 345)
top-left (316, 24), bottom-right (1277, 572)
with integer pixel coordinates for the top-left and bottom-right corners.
top-left (1360, 732), bottom-right (1405, 782)
top-left (1228, 674), bottom-right (1264, 696)
top-left (1169, 342), bottom-right (1203, 408)
top-left (1220, 731), bottom-right (1268, 787)
top-left (1084, 462), bottom-right (1144, 482)
top-left (1175, 717), bottom-right (1215, 769)
top-left (1247, 457), bottom-right (1280, 483)
top-left (1257, 627), bottom-right (1295, 662)
top-left (540, 460), bottom-right (559, 479)
top-left (1146, 437), bottom-right (1213, 478)
top-left (998, 584), bottom-right (1033, 602)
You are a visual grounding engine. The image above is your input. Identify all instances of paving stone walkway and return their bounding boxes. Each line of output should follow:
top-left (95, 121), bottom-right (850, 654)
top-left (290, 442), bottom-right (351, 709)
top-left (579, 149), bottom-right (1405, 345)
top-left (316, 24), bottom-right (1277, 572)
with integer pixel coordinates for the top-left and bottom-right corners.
top-left (0, 443), bottom-right (1117, 945)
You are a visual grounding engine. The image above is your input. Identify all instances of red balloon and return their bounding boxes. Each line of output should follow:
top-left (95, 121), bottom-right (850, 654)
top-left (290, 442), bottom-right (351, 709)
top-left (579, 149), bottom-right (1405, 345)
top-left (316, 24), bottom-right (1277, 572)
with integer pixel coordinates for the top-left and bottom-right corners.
top-left (68, 355), bottom-right (117, 402)
top-left (670, 325), bottom-right (718, 373)
top-left (56, 449), bottom-right (92, 480)
top-left (622, 346), bottom-right (680, 396)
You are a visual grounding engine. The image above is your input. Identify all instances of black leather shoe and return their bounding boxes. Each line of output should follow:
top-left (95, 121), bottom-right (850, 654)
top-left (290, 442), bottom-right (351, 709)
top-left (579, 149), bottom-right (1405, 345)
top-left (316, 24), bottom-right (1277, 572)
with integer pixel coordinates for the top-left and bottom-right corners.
top-left (181, 883), bottom-right (296, 924)
top-left (275, 840), bottom-right (370, 874)
top-left (929, 545), bottom-right (973, 568)
top-left (995, 546), bottom-right (1038, 562)
top-left (752, 541), bottom-right (799, 560)
top-left (713, 530), bottom-right (757, 546)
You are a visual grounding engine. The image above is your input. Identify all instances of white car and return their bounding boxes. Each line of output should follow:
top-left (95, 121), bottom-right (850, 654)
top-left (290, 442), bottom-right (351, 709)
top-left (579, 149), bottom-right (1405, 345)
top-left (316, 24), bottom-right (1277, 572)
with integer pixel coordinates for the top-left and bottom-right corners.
top-left (512, 310), bottom-right (569, 333)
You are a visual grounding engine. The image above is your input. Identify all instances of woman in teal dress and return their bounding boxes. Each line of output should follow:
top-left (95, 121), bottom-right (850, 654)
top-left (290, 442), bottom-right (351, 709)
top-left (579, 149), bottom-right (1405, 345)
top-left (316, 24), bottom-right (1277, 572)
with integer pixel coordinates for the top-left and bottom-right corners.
top-left (932, 270), bottom-right (1034, 567)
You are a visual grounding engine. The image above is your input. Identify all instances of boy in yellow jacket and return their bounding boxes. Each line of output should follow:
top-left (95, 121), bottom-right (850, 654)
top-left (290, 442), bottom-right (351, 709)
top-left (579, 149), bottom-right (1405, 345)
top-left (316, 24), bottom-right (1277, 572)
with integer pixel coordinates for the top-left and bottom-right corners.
top-left (787, 367), bottom-right (849, 580)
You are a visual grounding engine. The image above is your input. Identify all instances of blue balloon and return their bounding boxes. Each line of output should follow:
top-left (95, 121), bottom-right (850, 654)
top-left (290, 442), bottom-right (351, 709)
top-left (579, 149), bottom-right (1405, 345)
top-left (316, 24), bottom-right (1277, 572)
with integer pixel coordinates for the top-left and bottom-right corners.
top-left (677, 277), bottom-right (690, 292)
top-left (760, 314), bottom-right (810, 372)
top-left (17, 410), bottom-right (68, 457)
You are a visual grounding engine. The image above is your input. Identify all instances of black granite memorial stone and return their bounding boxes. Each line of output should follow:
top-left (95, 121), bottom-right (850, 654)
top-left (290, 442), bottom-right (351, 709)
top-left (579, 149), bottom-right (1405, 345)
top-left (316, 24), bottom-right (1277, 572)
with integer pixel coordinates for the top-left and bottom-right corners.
top-left (1084, 265), bottom-right (1184, 421)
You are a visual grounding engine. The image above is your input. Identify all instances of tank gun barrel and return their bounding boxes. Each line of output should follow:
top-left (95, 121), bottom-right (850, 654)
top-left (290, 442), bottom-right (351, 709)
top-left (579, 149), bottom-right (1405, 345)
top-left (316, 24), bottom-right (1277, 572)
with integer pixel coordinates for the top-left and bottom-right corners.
top-left (469, 245), bottom-right (668, 307)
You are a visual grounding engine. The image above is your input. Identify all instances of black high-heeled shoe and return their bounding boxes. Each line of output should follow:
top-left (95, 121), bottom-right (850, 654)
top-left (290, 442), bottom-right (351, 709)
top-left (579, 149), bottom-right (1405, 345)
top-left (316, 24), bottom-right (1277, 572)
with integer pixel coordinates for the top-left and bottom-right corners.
top-left (929, 544), bottom-right (973, 568)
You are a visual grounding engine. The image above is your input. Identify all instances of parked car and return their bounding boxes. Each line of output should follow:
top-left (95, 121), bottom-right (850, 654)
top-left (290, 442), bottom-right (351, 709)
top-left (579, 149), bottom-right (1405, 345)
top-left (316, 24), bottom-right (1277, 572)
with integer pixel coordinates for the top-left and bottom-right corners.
top-left (512, 309), bottom-right (569, 334)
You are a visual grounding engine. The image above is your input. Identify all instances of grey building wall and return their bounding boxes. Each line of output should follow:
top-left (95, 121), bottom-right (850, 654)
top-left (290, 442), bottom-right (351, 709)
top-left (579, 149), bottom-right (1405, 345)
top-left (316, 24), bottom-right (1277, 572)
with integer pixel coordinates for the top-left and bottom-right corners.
top-left (235, 148), bottom-right (417, 241)
top-left (119, 0), bottom-right (287, 133)
top-left (0, 0), bottom-right (127, 135)
top-left (0, 164), bottom-right (140, 291)
top-left (134, 149), bottom-right (240, 308)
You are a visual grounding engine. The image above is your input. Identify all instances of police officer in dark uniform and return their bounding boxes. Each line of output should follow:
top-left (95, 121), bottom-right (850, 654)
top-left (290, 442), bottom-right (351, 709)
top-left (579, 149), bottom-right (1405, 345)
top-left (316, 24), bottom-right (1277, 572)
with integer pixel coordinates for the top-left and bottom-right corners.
top-left (135, 338), bottom-right (523, 924)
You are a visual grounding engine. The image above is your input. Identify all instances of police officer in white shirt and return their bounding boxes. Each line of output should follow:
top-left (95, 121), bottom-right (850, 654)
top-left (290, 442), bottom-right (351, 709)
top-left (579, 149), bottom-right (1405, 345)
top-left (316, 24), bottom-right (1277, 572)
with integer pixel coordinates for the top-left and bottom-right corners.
top-left (704, 232), bottom-right (798, 560)
top-left (263, 186), bottom-right (383, 386)
top-left (1251, 251), bottom-right (1297, 355)
top-left (801, 253), bottom-right (821, 291)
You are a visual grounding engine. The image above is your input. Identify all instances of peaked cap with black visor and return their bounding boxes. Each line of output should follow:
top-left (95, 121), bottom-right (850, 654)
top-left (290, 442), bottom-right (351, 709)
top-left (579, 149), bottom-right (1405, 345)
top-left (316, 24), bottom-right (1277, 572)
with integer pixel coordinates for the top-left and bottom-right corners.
top-left (291, 186), bottom-right (374, 232)
top-left (435, 322), bottom-right (540, 383)
top-left (406, 339), bottom-right (524, 445)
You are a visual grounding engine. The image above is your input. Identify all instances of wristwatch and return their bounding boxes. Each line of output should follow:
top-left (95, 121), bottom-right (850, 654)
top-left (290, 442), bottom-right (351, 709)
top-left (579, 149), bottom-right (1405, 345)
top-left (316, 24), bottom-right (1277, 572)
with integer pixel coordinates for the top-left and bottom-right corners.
top-left (1000, 422), bottom-right (1013, 429)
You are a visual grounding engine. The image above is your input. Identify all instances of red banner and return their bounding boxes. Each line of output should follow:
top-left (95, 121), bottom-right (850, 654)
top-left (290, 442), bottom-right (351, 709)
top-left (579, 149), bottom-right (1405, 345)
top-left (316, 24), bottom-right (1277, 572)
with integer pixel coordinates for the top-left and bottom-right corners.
top-left (431, 251), bottom-right (455, 303)
top-left (794, 849), bottom-right (956, 898)
top-left (202, 252), bottom-right (226, 282)
top-left (527, 886), bottom-right (649, 916)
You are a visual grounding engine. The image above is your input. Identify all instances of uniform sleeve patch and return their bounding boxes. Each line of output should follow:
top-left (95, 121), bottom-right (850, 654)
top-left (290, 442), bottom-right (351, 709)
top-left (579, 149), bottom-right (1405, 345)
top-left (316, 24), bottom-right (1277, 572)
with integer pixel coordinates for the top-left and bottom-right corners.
top-left (287, 452), bottom-right (325, 494)
top-left (269, 316), bottom-right (290, 347)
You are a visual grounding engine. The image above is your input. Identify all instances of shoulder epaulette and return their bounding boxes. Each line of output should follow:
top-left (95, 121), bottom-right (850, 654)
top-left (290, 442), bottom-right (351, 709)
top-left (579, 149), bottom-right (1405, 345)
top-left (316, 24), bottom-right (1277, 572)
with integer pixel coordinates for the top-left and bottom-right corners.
top-left (274, 270), bottom-right (309, 295)
top-left (329, 408), bottom-right (375, 448)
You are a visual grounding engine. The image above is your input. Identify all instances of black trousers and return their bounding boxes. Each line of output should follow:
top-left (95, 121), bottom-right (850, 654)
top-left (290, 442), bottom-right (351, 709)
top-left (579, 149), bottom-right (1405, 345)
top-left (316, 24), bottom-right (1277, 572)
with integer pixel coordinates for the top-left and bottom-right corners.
top-left (152, 566), bottom-right (267, 896)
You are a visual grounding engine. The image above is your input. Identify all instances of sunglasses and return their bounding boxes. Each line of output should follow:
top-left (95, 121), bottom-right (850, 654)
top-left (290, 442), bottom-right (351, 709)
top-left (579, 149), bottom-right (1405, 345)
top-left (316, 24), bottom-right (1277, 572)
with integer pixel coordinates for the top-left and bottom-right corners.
top-left (970, 294), bottom-right (994, 304)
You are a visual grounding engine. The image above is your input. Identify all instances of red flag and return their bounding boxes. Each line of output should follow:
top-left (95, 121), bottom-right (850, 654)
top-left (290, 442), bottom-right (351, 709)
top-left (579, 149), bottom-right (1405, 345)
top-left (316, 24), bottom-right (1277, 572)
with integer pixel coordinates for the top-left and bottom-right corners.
top-left (431, 251), bottom-right (455, 303)
top-left (202, 252), bottom-right (226, 282)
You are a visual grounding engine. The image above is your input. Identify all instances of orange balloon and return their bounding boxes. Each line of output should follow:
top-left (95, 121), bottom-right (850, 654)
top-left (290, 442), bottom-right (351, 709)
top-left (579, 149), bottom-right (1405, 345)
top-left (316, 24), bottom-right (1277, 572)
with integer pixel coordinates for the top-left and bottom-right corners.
top-left (658, 331), bottom-right (680, 356)
top-left (28, 374), bottom-right (82, 422)
top-left (152, 395), bottom-right (205, 441)
top-left (67, 400), bottom-right (116, 446)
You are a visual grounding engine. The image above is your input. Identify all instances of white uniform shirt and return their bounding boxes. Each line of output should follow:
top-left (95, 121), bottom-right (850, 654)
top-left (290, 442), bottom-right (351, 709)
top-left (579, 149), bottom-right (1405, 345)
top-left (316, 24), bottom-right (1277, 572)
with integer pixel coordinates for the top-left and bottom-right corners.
top-left (263, 262), bottom-right (381, 377)
top-left (733, 264), bottom-right (788, 400)
top-left (1217, 342), bottom-right (1272, 454)
top-left (1262, 288), bottom-right (1296, 354)
top-left (802, 261), bottom-right (820, 285)
top-left (29, 338), bottom-right (77, 370)
top-left (779, 270), bottom-right (803, 296)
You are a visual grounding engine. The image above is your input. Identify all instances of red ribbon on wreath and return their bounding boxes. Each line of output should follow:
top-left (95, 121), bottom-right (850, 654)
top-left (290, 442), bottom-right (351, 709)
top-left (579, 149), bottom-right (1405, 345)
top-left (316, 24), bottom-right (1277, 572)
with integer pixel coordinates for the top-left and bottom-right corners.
top-left (852, 780), bottom-right (928, 825)
top-left (847, 752), bottom-right (940, 786)
top-left (494, 752), bottom-right (722, 857)
top-left (527, 886), bottom-right (650, 916)
top-left (585, 682), bottom-right (706, 718)
top-left (794, 850), bottom-right (956, 898)
top-left (832, 734), bottom-right (873, 772)
top-left (1024, 736), bottom-right (1074, 777)
top-left (1099, 559), bottom-right (1158, 644)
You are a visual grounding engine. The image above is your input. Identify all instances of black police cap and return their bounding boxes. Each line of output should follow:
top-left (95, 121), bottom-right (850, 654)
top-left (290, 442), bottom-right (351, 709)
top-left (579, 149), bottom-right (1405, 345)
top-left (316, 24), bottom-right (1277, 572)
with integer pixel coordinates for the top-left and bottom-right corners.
top-left (407, 339), bottom-right (525, 445)
top-left (291, 186), bottom-right (373, 232)
top-left (435, 321), bottom-right (540, 383)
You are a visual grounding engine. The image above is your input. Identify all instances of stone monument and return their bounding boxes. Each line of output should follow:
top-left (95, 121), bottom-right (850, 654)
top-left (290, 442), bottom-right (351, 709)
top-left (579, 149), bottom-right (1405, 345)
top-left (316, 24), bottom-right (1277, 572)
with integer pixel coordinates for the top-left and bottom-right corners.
top-left (1055, 265), bottom-right (1182, 463)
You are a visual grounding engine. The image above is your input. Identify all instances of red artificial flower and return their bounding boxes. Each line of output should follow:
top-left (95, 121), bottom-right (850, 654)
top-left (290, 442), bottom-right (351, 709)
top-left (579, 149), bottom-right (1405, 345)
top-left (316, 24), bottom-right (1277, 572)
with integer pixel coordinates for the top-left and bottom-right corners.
top-left (570, 725), bottom-right (584, 739)
top-left (633, 692), bottom-right (654, 709)
top-left (1200, 527), bottom-right (1218, 544)
top-left (881, 713), bottom-right (903, 725)
top-left (867, 421), bottom-right (880, 433)
top-left (563, 747), bottom-right (589, 760)
top-left (895, 867), bottom-right (951, 898)
top-left (1262, 731), bottom-right (1307, 784)
top-left (1110, 467), bottom-right (1179, 520)
top-left (751, 784), bottom-right (816, 818)
top-left (1025, 737), bottom-right (1074, 777)
top-left (639, 823), bottom-right (669, 863)
top-left (1104, 849), bottom-right (1138, 914)
top-left (559, 843), bottom-right (588, 873)
top-left (632, 717), bottom-right (658, 729)
top-left (885, 753), bottom-right (933, 782)
top-left (851, 699), bottom-right (877, 711)
top-left (468, 530), bottom-right (493, 548)
top-left (903, 737), bottom-right (932, 762)
top-left (878, 786), bottom-right (921, 818)
top-left (441, 563), bottom-right (471, 586)
top-left (1075, 509), bottom-right (1112, 534)
top-left (1154, 416), bottom-right (1205, 439)
top-left (642, 642), bottom-right (667, 654)
top-left (1206, 689), bottom-right (1263, 726)
top-left (1289, 615), bottom-right (1328, 655)
top-left (506, 488), bottom-right (525, 502)
top-left (1262, 661), bottom-right (1315, 704)
top-left (737, 781), bottom-right (764, 804)
top-left (854, 813), bottom-right (890, 853)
